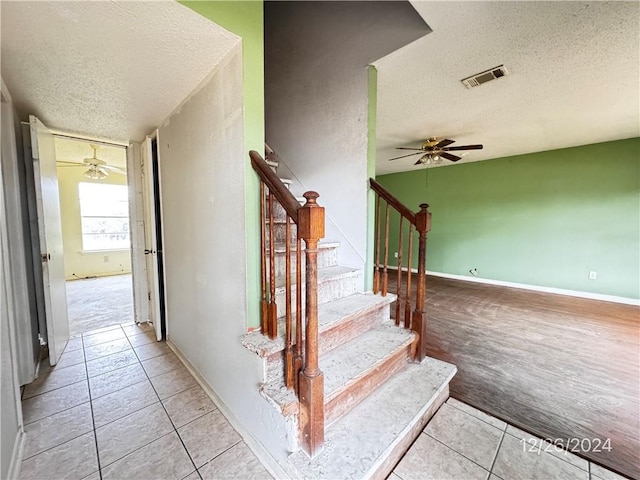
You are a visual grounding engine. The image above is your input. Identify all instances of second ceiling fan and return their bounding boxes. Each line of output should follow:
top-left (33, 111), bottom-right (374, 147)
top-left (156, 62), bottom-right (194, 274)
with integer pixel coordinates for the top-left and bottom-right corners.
top-left (389, 137), bottom-right (483, 166)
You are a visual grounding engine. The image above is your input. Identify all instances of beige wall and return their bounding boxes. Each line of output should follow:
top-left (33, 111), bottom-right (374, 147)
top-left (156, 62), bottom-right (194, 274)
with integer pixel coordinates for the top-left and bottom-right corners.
top-left (56, 159), bottom-right (131, 280)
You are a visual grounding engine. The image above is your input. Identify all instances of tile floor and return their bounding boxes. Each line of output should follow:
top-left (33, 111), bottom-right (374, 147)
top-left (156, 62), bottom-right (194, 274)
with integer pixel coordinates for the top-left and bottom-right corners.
top-left (19, 321), bottom-right (629, 480)
top-left (19, 322), bottom-right (272, 480)
top-left (391, 398), bottom-right (628, 480)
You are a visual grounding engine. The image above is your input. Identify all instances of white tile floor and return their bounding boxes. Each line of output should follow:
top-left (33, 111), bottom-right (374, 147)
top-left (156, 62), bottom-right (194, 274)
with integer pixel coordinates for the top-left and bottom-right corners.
top-left (391, 398), bottom-right (628, 480)
top-left (19, 321), bottom-right (629, 480)
top-left (19, 322), bottom-right (272, 480)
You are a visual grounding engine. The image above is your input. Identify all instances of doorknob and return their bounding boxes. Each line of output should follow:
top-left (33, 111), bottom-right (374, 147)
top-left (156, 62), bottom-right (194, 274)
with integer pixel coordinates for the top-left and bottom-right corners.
top-left (40, 253), bottom-right (51, 262)
top-left (144, 249), bottom-right (155, 255)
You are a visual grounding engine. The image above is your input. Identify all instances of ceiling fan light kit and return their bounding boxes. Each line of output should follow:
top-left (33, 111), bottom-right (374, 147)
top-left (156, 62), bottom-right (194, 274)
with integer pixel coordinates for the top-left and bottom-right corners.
top-left (84, 165), bottom-right (108, 180)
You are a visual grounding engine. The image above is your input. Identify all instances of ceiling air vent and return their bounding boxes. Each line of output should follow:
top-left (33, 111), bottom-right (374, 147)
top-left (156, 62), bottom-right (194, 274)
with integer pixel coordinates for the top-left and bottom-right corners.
top-left (461, 65), bottom-right (509, 89)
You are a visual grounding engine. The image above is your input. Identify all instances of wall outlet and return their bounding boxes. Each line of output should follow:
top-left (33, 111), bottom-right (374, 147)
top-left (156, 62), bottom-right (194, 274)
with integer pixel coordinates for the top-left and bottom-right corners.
top-left (103, 255), bottom-right (109, 263)
top-left (469, 268), bottom-right (478, 277)
top-left (394, 252), bottom-right (398, 258)
top-left (589, 271), bottom-right (597, 280)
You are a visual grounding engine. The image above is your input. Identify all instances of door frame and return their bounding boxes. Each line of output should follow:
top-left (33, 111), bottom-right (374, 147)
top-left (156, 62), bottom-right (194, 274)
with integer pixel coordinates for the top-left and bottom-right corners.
top-left (138, 131), bottom-right (168, 341)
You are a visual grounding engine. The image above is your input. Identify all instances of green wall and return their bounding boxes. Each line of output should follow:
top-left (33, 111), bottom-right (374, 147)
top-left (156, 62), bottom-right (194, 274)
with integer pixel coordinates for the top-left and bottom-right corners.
top-left (377, 138), bottom-right (640, 299)
top-left (181, 1), bottom-right (264, 327)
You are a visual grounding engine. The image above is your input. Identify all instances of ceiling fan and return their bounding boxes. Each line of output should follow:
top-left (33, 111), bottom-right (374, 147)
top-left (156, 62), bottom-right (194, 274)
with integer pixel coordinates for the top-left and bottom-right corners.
top-left (57, 145), bottom-right (126, 179)
top-left (388, 137), bottom-right (483, 166)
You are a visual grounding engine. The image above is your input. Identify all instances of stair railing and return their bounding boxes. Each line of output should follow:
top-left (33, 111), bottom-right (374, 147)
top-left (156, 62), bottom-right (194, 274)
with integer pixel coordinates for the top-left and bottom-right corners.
top-left (250, 150), bottom-right (325, 457)
top-left (369, 178), bottom-right (431, 362)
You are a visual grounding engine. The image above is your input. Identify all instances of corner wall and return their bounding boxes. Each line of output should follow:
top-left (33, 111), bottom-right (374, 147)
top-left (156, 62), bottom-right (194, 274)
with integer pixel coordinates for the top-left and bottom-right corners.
top-left (56, 164), bottom-right (131, 279)
top-left (377, 138), bottom-right (640, 300)
top-left (265, 1), bottom-right (431, 284)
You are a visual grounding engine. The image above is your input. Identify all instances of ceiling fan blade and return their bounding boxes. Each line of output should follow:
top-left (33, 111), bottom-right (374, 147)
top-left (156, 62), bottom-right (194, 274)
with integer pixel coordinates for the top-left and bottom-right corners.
top-left (103, 165), bottom-right (127, 173)
top-left (395, 147), bottom-right (424, 151)
top-left (414, 158), bottom-right (424, 166)
top-left (57, 161), bottom-right (83, 166)
top-left (442, 144), bottom-right (483, 151)
top-left (57, 164), bottom-right (84, 168)
top-left (441, 152), bottom-right (461, 162)
top-left (388, 152), bottom-right (423, 161)
top-left (434, 139), bottom-right (455, 148)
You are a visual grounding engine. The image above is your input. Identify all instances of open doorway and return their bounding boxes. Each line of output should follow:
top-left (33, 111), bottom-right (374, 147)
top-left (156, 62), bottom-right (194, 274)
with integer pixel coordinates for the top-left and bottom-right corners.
top-left (54, 136), bottom-right (134, 336)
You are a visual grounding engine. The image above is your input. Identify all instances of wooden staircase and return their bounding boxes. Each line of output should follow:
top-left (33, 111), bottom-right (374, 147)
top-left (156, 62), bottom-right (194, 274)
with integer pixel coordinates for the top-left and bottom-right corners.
top-left (243, 150), bottom-right (456, 478)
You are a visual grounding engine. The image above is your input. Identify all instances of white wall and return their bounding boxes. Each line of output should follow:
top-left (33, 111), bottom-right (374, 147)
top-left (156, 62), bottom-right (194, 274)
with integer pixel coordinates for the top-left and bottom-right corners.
top-left (157, 44), bottom-right (292, 462)
top-left (0, 83), bottom-right (26, 480)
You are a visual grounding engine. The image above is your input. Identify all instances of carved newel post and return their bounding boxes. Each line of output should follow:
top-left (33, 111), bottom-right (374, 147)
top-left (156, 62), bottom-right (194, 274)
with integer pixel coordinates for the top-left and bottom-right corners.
top-left (297, 191), bottom-right (325, 457)
top-left (412, 203), bottom-right (431, 362)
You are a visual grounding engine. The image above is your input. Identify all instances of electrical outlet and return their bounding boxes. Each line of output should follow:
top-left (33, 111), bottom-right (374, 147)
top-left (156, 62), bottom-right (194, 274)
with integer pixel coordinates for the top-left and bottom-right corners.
top-left (394, 252), bottom-right (398, 258)
top-left (103, 255), bottom-right (109, 263)
top-left (589, 271), bottom-right (597, 280)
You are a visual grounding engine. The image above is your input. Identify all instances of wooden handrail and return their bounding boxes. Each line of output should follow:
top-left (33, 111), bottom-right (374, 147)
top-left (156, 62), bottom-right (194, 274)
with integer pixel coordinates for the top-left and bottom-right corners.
top-left (369, 178), bottom-right (416, 225)
top-left (369, 177), bottom-right (431, 362)
top-left (251, 149), bottom-right (325, 458)
top-left (250, 150), bottom-right (300, 223)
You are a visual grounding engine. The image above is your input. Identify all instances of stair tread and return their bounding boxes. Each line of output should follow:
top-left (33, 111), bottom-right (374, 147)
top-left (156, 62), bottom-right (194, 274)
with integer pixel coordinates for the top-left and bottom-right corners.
top-left (241, 292), bottom-right (394, 358)
top-left (271, 241), bottom-right (340, 254)
top-left (275, 265), bottom-right (358, 290)
top-left (285, 357), bottom-right (457, 479)
top-left (321, 323), bottom-right (415, 398)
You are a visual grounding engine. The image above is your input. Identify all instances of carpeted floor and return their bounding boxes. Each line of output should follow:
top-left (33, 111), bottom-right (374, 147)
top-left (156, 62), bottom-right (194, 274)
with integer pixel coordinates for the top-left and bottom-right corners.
top-left (66, 274), bottom-right (134, 336)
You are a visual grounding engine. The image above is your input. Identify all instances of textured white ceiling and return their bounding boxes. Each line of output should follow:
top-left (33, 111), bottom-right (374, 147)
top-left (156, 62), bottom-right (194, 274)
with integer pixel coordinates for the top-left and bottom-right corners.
top-left (54, 137), bottom-right (127, 170)
top-left (375, 1), bottom-right (640, 175)
top-left (1, 1), bottom-right (239, 143)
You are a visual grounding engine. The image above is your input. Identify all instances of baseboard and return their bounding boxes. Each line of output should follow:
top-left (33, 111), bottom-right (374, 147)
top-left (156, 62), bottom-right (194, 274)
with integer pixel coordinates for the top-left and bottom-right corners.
top-left (166, 340), bottom-right (291, 480)
top-left (381, 265), bottom-right (639, 306)
top-left (7, 429), bottom-right (25, 479)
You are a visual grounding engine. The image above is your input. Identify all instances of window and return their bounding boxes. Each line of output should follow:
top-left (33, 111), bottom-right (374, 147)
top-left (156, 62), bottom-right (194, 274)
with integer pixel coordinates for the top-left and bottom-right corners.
top-left (79, 183), bottom-right (130, 251)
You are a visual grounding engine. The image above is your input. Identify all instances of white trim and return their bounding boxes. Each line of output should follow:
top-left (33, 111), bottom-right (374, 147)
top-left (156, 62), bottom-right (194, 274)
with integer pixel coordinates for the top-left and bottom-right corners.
top-left (166, 340), bottom-right (291, 480)
top-left (7, 430), bottom-right (25, 479)
top-left (382, 265), bottom-right (640, 306)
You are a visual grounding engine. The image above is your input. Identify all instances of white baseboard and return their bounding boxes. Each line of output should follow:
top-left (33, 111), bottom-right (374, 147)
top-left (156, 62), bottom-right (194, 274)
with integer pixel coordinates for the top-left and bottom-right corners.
top-left (381, 265), bottom-right (639, 306)
top-left (8, 429), bottom-right (24, 479)
top-left (166, 340), bottom-right (290, 480)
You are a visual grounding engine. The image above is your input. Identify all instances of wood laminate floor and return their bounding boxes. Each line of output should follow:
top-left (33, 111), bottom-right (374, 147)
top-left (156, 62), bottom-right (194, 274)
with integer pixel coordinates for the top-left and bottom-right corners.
top-left (388, 274), bottom-right (639, 479)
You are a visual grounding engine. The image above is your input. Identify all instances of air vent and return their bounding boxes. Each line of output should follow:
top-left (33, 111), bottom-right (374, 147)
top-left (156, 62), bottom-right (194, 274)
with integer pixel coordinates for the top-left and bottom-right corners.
top-left (461, 65), bottom-right (509, 89)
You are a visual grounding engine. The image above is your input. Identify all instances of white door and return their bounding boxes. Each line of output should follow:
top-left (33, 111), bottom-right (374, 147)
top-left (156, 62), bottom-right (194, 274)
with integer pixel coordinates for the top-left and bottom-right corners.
top-left (29, 115), bottom-right (69, 365)
top-left (141, 134), bottom-right (163, 341)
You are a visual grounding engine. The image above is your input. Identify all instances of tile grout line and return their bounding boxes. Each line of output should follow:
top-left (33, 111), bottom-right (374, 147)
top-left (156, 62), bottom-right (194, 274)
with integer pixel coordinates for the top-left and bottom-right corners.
top-left (487, 428), bottom-right (507, 478)
top-left (446, 399), bottom-right (508, 431)
top-left (82, 331), bottom-right (105, 480)
top-left (125, 326), bottom-right (202, 476)
top-left (423, 432), bottom-right (492, 474)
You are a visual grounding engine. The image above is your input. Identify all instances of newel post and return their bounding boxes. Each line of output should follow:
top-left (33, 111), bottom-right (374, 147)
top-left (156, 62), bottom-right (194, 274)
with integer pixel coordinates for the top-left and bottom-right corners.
top-left (297, 191), bottom-right (325, 457)
top-left (412, 203), bottom-right (431, 362)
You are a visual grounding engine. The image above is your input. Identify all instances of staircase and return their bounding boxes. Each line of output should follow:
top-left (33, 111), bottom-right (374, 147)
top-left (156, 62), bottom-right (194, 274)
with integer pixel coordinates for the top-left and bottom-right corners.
top-left (243, 151), bottom-right (456, 479)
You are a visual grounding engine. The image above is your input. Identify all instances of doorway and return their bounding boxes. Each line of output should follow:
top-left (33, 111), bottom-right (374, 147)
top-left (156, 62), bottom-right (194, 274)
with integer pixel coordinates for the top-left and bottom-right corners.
top-left (54, 136), bottom-right (134, 336)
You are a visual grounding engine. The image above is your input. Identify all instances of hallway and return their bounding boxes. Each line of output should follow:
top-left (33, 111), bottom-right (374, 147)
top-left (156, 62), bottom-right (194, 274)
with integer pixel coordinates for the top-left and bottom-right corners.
top-left (19, 322), bottom-right (271, 480)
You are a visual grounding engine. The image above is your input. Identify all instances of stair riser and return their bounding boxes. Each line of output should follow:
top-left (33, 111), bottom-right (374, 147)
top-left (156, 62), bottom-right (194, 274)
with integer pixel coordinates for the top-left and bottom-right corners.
top-left (263, 302), bottom-right (391, 384)
top-left (271, 201), bottom-right (292, 222)
top-left (324, 344), bottom-right (411, 427)
top-left (269, 246), bottom-right (338, 279)
top-left (319, 302), bottom-right (391, 356)
top-left (266, 222), bottom-right (297, 245)
top-left (371, 386), bottom-right (450, 480)
top-left (273, 272), bottom-right (358, 317)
